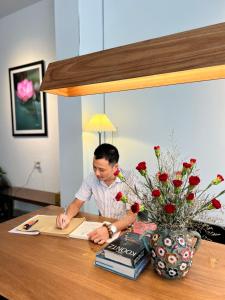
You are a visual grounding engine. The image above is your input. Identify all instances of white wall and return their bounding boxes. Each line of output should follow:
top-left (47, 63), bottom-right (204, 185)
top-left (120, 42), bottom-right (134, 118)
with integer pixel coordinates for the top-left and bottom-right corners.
top-left (79, 0), bottom-right (105, 214)
top-left (0, 0), bottom-right (83, 213)
top-left (54, 0), bottom-right (83, 208)
top-left (80, 0), bottom-right (225, 225)
top-left (0, 0), bottom-right (59, 210)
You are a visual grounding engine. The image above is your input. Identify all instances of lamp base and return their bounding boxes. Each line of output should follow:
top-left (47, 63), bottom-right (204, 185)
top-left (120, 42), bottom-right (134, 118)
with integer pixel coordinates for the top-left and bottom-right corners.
top-left (98, 132), bottom-right (102, 145)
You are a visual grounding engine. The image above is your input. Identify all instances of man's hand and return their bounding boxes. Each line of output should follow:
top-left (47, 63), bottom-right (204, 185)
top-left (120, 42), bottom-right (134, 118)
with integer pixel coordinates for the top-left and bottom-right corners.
top-left (56, 199), bottom-right (85, 229)
top-left (87, 226), bottom-right (109, 245)
top-left (56, 213), bottom-right (70, 229)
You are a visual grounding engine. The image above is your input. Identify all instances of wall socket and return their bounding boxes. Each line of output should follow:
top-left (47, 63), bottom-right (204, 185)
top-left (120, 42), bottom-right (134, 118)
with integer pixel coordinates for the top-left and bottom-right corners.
top-left (34, 161), bottom-right (41, 172)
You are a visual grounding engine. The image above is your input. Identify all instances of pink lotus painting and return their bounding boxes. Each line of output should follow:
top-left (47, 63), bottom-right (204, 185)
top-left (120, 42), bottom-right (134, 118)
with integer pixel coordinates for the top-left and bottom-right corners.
top-left (9, 61), bottom-right (47, 136)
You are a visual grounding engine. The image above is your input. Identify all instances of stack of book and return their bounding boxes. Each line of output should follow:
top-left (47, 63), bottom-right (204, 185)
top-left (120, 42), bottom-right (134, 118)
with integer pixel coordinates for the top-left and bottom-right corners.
top-left (95, 232), bottom-right (150, 280)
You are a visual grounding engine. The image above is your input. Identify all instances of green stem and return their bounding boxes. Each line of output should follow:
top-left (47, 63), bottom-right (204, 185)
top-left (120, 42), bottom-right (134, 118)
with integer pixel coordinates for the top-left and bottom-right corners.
top-left (157, 157), bottom-right (161, 173)
top-left (144, 174), bottom-right (153, 191)
top-left (196, 184), bottom-right (212, 200)
top-left (214, 189), bottom-right (225, 198)
top-left (180, 173), bottom-right (190, 195)
top-left (121, 178), bottom-right (143, 200)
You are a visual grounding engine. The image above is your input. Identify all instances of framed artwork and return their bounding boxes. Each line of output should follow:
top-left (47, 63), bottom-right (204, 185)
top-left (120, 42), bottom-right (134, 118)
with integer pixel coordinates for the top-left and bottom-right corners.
top-left (9, 60), bottom-right (47, 136)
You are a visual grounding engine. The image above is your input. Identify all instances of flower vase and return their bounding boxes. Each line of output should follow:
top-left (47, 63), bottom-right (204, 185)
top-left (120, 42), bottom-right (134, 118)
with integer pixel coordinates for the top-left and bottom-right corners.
top-left (146, 228), bottom-right (201, 279)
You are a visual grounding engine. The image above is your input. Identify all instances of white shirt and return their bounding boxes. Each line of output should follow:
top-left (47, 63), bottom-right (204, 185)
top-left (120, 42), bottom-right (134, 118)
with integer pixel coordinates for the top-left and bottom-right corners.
top-left (75, 170), bottom-right (139, 219)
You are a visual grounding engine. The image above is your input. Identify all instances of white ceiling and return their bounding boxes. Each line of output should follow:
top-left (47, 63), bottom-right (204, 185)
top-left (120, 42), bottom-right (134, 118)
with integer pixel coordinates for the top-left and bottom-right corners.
top-left (0, 0), bottom-right (42, 19)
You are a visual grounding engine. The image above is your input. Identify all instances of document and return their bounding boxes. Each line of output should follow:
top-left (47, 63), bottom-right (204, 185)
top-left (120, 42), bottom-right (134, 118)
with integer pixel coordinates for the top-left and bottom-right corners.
top-left (69, 221), bottom-right (103, 239)
top-left (69, 221), bottom-right (120, 242)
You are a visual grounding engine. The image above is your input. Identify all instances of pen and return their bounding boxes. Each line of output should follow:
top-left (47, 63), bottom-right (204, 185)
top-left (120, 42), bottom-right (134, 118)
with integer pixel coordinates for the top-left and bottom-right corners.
top-left (61, 207), bottom-right (67, 228)
top-left (64, 206), bottom-right (67, 215)
top-left (23, 219), bottom-right (39, 230)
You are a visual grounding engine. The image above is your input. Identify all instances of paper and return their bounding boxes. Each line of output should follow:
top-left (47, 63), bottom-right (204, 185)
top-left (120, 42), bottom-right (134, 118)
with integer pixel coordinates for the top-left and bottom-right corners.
top-left (69, 221), bottom-right (120, 242)
top-left (133, 221), bottom-right (157, 234)
top-left (9, 227), bottom-right (40, 235)
top-left (69, 221), bottom-right (103, 239)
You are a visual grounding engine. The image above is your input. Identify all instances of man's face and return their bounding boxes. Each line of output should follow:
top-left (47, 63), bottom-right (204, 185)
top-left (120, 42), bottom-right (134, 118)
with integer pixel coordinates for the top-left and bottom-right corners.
top-left (93, 158), bottom-right (118, 182)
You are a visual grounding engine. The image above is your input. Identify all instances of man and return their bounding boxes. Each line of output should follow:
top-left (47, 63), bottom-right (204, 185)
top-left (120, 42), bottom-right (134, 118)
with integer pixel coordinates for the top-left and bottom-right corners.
top-left (56, 143), bottom-right (138, 244)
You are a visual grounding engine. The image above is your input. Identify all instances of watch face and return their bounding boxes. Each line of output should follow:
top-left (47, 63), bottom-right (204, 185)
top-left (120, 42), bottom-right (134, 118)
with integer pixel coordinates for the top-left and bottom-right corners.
top-left (110, 224), bottom-right (117, 234)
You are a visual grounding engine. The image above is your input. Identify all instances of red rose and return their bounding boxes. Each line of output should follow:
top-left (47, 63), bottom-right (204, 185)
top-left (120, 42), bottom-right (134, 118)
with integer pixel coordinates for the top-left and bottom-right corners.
top-left (154, 146), bottom-right (160, 158)
top-left (186, 193), bottom-right (195, 201)
top-left (114, 169), bottom-right (120, 177)
top-left (172, 179), bottom-right (183, 188)
top-left (217, 174), bottom-right (224, 182)
top-left (212, 174), bottom-right (224, 185)
top-left (190, 158), bottom-right (196, 165)
top-left (152, 189), bottom-right (161, 197)
top-left (211, 198), bottom-right (221, 209)
top-left (136, 161), bottom-right (147, 176)
top-left (189, 176), bottom-right (200, 186)
top-left (115, 191), bottom-right (123, 201)
top-left (183, 162), bottom-right (192, 169)
top-left (175, 171), bottom-right (182, 179)
top-left (113, 169), bottom-right (124, 180)
top-left (136, 161), bottom-right (147, 171)
top-left (131, 202), bottom-right (140, 213)
top-left (164, 203), bottom-right (176, 214)
top-left (158, 173), bottom-right (168, 182)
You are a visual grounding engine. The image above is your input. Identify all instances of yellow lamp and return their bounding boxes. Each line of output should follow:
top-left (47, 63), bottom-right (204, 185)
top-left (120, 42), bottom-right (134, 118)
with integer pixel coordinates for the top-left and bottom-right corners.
top-left (84, 114), bottom-right (116, 144)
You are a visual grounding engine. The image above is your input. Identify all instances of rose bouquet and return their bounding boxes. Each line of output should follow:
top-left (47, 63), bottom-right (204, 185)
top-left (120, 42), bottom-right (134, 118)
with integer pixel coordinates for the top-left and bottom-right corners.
top-left (114, 146), bottom-right (225, 230)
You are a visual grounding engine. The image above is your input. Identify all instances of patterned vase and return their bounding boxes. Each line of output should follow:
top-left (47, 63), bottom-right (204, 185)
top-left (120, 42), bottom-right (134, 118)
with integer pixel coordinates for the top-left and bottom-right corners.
top-left (147, 228), bottom-right (201, 279)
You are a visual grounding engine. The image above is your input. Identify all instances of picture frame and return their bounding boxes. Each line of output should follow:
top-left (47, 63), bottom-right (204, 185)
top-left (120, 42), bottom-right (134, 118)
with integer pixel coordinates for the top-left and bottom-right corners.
top-left (9, 60), bottom-right (47, 137)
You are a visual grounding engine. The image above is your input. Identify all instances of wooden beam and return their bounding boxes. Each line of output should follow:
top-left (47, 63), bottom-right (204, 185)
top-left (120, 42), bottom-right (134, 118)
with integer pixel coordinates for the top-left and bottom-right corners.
top-left (40, 22), bottom-right (225, 96)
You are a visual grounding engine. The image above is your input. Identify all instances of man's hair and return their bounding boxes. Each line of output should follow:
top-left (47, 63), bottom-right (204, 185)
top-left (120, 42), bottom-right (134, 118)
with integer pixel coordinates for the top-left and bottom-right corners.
top-left (94, 143), bottom-right (119, 165)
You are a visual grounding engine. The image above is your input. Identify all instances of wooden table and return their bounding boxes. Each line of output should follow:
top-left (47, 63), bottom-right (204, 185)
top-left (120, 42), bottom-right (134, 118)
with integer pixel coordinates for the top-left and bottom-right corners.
top-left (0, 187), bottom-right (60, 219)
top-left (0, 205), bottom-right (225, 300)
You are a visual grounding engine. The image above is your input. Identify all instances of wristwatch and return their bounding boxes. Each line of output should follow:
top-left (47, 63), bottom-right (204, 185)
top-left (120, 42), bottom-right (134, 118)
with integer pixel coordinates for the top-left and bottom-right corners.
top-left (109, 224), bottom-right (117, 234)
top-left (103, 223), bottom-right (117, 238)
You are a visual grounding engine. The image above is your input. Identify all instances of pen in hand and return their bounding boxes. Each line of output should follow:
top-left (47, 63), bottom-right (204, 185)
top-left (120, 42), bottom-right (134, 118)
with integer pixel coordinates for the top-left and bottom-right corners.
top-left (60, 207), bottom-right (67, 229)
top-left (23, 219), bottom-right (39, 230)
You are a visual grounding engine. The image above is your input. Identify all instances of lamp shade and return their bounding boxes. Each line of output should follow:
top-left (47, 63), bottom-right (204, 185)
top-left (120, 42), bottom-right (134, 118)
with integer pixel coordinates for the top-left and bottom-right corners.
top-left (40, 22), bottom-right (225, 97)
top-left (84, 114), bottom-right (116, 132)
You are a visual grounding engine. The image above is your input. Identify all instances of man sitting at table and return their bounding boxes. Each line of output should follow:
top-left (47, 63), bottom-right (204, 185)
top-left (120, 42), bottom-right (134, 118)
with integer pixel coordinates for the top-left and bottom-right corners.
top-left (56, 143), bottom-right (139, 244)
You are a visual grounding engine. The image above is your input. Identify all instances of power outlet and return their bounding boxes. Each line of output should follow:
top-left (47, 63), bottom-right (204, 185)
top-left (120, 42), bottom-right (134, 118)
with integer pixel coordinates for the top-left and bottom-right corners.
top-left (34, 161), bottom-right (41, 172)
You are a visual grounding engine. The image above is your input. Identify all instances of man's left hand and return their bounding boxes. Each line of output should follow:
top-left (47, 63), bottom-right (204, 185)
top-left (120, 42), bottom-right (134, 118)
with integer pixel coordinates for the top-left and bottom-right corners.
top-left (87, 226), bottom-right (109, 244)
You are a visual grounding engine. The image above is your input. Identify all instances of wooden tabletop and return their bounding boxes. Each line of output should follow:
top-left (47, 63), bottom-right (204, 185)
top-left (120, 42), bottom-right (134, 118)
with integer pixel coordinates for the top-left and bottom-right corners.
top-left (0, 205), bottom-right (225, 300)
top-left (0, 187), bottom-right (60, 206)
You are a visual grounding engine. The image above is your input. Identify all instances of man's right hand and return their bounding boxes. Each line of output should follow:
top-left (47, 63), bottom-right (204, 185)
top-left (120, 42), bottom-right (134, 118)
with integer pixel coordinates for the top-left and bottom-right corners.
top-left (56, 213), bottom-right (70, 229)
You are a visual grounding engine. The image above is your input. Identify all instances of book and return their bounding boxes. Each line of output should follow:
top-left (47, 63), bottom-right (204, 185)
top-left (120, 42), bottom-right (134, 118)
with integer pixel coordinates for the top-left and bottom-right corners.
top-left (95, 249), bottom-right (150, 279)
top-left (9, 214), bottom-right (120, 242)
top-left (103, 232), bottom-right (147, 267)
